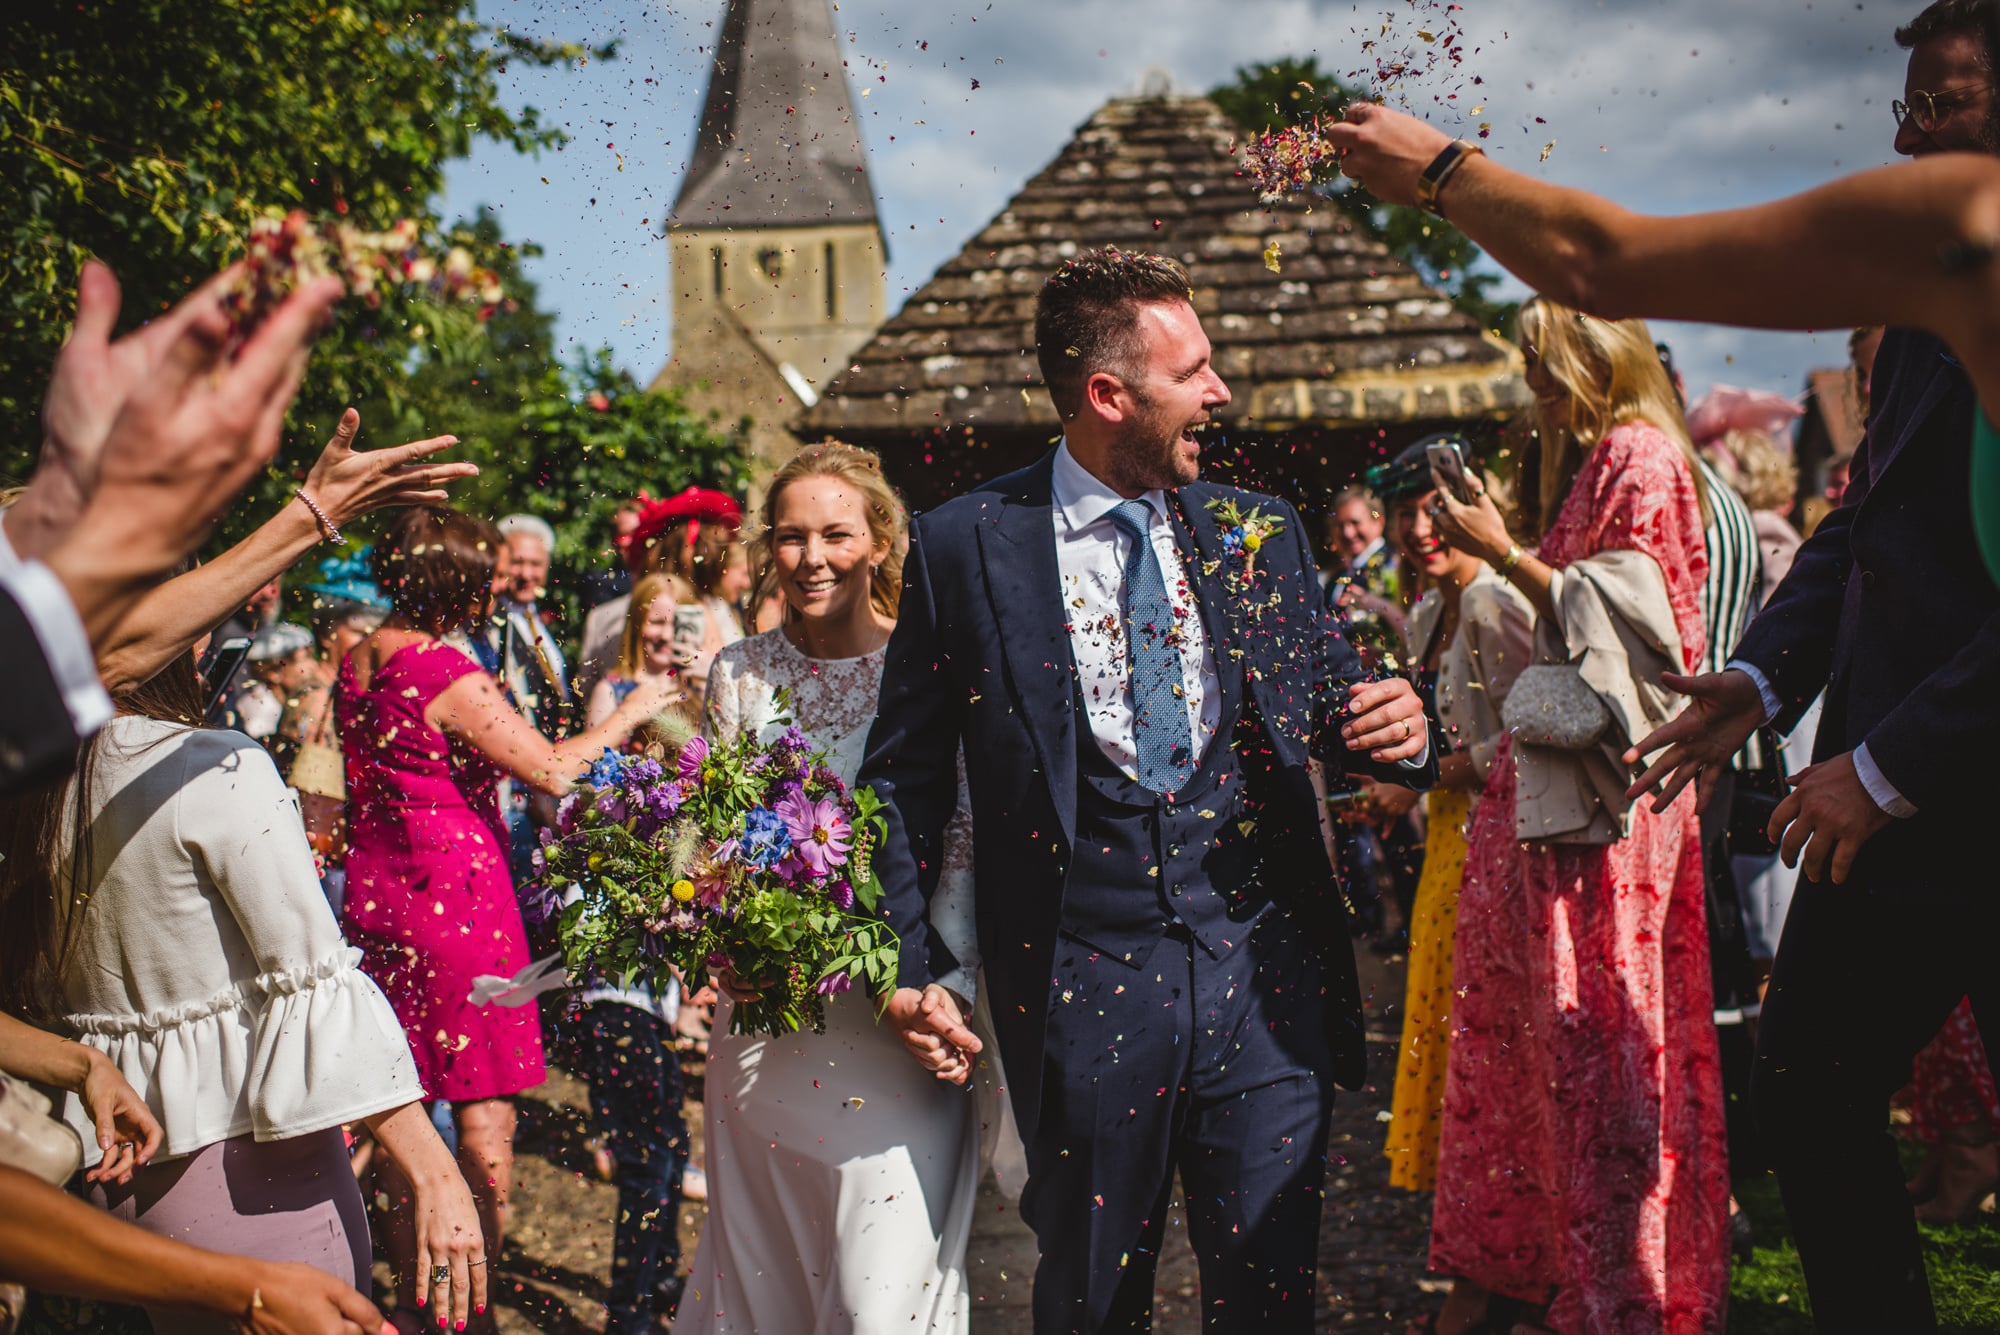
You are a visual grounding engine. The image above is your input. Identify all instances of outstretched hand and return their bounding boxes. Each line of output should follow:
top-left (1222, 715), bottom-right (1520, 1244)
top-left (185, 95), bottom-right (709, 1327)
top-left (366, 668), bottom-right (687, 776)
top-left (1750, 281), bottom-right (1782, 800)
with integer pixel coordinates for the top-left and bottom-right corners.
top-left (1341, 677), bottom-right (1429, 764)
top-left (235, 1259), bottom-right (392, 1335)
top-left (882, 985), bottom-right (980, 1086)
top-left (1320, 103), bottom-right (1455, 208)
top-left (77, 1052), bottom-right (163, 1186)
top-left (301, 408), bottom-right (474, 529)
top-left (1622, 669), bottom-right (1767, 813)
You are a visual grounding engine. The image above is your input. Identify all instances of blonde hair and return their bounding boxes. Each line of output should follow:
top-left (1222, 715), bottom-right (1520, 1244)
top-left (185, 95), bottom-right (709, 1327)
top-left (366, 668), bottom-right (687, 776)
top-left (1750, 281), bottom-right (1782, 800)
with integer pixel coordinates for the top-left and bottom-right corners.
top-left (1707, 429), bottom-right (1799, 514)
top-left (615, 572), bottom-right (680, 679)
top-left (752, 441), bottom-right (907, 621)
top-left (1516, 296), bottom-right (1710, 535)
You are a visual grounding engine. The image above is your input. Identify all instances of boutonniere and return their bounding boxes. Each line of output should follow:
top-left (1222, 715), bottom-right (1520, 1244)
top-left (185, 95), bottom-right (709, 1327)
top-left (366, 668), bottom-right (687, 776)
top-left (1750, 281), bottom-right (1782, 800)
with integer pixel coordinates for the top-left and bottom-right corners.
top-left (1204, 498), bottom-right (1286, 590)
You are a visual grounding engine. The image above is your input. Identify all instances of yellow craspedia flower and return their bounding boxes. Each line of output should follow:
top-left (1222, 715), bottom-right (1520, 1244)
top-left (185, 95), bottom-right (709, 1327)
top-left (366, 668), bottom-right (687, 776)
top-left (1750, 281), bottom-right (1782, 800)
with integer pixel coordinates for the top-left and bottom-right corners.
top-left (588, 852), bottom-right (605, 871)
top-left (1242, 531), bottom-right (1263, 553)
top-left (671, 879), bottom-right (697, 903)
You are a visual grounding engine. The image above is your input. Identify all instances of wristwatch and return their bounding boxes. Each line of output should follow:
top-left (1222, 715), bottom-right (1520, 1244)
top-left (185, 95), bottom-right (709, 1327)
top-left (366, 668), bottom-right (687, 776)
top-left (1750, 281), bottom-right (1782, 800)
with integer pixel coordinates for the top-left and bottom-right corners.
top-left (1417, 139), bottom-right (1485, 217)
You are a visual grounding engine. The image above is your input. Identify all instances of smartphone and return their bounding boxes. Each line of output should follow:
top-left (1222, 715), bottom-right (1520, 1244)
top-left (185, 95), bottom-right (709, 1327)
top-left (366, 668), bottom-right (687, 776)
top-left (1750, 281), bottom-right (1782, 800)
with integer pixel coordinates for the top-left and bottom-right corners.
top-left (1425, 438), bottom-right (1479, 505)
top-left (670, 605), bottom-right (707, 667)
top-left (198, 636), bottom-right (254, 718)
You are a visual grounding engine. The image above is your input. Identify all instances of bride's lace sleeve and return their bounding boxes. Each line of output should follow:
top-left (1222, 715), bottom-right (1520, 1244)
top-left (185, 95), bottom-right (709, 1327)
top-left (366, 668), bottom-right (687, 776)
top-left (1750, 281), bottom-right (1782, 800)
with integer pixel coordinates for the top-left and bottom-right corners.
top-left (704, 642), bottom-right (744, 745)
top-left (929, 749), bottom-right (981, 1004)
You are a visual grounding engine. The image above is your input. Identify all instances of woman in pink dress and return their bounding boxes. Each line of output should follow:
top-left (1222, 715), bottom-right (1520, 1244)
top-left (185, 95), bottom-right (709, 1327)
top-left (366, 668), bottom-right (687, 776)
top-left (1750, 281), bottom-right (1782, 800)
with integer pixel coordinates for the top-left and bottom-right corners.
top-left (340, 505), bottom-right (679, 1330)
top-left (1416, 299), bottom-right (1730, 1335)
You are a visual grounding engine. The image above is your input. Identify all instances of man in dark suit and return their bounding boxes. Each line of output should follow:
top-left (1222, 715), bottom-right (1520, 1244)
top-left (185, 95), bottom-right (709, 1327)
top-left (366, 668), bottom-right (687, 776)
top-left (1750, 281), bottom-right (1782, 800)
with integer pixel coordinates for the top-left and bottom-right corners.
top-left (859, 249), bottom-right (1433, 1333)
top-left (3, 260), bottom-right (342, 793)
top-left (1624, 5), bottom-right (2000, 1326)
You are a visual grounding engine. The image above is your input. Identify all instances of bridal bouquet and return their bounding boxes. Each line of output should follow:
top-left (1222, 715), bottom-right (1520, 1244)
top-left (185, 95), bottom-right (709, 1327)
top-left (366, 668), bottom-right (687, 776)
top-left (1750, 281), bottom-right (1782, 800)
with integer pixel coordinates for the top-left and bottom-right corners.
top-left (529, 728), bottom-right (900, 1037)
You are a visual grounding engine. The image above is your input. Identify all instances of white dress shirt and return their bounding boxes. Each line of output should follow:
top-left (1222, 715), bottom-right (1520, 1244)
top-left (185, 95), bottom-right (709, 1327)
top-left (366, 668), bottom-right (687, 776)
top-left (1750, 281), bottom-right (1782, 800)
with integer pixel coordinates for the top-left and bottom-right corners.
top-left (1052, 442), bottom-right (1222, 781)
top-left (0, 514), bottom-right (114, 741)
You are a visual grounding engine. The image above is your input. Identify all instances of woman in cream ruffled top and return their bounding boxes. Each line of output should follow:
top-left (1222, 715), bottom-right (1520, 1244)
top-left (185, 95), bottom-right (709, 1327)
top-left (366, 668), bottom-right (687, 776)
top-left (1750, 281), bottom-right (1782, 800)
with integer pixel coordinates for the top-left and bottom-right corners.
top-left (20, 655), bottom-right (488, 1334)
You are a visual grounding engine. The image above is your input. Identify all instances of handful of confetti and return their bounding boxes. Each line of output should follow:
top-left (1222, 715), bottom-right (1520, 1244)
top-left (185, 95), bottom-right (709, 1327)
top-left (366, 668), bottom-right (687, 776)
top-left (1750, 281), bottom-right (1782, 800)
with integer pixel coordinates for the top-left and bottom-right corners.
top-left (222, 209), bottom-right (508, 340)
top-left (1241, 117), bottom-right (1345, 202)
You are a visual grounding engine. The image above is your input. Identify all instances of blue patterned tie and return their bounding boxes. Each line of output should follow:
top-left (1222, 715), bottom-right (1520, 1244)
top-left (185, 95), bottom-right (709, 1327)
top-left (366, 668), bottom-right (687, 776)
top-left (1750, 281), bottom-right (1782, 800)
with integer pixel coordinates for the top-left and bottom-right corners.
top-left (1108, 499), bottom-right (1193, 794)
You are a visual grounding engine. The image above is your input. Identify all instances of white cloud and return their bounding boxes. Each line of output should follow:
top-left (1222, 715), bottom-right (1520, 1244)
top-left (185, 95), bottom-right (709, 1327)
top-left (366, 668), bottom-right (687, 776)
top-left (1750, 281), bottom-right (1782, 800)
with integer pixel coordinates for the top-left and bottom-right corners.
top-left (443, 0), bottom-right (1915, 414)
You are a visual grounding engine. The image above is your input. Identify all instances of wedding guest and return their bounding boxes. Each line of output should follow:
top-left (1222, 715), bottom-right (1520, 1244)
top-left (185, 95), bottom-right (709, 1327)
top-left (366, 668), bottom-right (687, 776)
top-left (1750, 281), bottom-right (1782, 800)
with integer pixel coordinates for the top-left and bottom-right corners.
top-left (1324, 7), bottom-right (2000, 1317)
top-left (575, 487), bottom-right (742, 705)
top-left (678, 441), bottom-right (983, 1335)
top-left (243, 621), bottom-right (318, 766)
top-left (584, 572), bottom-right (685, 730)
top-left (1367, 439), bottom-right (1532, 1205)
top-left (1417, 299), bottom-right (1729, 1335)
top-left (492, 513), bottom-right (568, 725)
top-left (0, 651), bottom-right (487, 1333)
top-left (0, 1012), bottom-right (161, 1185)
top-left (1325, 486), bottom-right (1408, 670)
top-left (0, 1166), bottom-right (393, 1335)
top-left (340, 505), bottom-right (679, 1329)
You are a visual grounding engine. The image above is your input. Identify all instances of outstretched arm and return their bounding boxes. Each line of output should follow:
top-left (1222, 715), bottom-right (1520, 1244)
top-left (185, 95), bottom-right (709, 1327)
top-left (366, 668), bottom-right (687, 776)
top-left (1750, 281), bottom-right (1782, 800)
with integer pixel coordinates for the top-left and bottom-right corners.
top-left (96, 409), bottom-right (472, 695)
top-left (1326, 105), bottom-right (2000, 407)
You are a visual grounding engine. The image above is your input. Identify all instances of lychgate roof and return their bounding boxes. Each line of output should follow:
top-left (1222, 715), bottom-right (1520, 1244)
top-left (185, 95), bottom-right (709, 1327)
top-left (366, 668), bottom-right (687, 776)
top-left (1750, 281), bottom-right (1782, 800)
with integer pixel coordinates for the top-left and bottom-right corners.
top-left (802, 94), bottom-right (1527, 440)
top-left (673, 0), bottom-right (880, 231)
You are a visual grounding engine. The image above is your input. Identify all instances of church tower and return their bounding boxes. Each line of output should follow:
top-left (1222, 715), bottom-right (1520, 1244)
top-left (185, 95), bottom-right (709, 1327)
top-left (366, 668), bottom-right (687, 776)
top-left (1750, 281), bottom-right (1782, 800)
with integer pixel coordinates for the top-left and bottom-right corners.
top-left (652, 0), bottom-right (888, 470)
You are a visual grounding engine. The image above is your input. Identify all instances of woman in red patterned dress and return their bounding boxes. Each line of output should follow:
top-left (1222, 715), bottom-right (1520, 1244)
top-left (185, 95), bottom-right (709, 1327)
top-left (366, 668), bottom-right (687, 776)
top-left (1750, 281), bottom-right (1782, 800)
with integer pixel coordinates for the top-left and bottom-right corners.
top-left (1414, 298), bottom-right (1731, 1335)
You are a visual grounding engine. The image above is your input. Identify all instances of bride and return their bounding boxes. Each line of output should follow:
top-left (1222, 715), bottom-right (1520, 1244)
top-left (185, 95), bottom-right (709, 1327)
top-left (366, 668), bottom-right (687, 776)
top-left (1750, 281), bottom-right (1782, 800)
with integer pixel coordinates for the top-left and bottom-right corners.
top-left (677, 441), bottom-right (985, 1334)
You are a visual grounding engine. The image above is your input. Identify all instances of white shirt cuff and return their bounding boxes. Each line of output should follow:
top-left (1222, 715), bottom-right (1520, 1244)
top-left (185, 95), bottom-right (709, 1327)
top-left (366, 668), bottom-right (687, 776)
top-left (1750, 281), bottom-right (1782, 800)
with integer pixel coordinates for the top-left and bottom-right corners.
top-left (2, 560), bottom-right (114, 741)
top-left (1725, 659), bottom-right (1781, 725)
top-left (1852, 742), bottom-right (1918, 819)
top-left (1397, 738), bottom-right (1431, 771)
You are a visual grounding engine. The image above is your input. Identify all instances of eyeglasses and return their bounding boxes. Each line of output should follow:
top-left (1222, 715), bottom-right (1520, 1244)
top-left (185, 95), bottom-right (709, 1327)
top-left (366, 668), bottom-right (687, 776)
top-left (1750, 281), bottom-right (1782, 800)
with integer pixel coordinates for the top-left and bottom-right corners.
top-left (1892, 82), bottom-right (1993, 132)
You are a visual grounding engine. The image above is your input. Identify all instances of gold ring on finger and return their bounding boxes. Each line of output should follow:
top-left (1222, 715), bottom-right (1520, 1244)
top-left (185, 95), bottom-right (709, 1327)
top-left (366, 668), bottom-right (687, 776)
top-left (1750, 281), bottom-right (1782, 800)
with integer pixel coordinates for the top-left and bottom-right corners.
top-left (469, 1259), bottom-right (487, 1268)
top-left (1400, 719), bottom-right (1411, 741)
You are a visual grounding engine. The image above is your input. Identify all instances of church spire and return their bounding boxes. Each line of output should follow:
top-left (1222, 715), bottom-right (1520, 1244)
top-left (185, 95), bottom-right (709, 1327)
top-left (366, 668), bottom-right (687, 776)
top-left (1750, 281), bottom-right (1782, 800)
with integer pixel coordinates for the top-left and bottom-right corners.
top-left (673, 0), bottom-right (880, 232)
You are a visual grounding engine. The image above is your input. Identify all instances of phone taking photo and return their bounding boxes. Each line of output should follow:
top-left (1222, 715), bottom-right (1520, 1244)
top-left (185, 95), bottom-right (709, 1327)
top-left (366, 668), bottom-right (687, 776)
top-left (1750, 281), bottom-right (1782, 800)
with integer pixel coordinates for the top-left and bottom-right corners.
top-left (198, 636), bottom-right (254, 719)
top-left (1425, 437), bottom-right (1479, 506)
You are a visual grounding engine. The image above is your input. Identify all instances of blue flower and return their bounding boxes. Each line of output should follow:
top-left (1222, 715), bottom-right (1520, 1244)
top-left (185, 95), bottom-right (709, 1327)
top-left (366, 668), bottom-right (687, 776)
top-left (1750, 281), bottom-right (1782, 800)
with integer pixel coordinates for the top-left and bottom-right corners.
top-left (586, 748), bottom-right (627, 789)
top-left (1221, 527), bottom-right (1246, 555)
top-left (738, 806), bottom-right (794, 869)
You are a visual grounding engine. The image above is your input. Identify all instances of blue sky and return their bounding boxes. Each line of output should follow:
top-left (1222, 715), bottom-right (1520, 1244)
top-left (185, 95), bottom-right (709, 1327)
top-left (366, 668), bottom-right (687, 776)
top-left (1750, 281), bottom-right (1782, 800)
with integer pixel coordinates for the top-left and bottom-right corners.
top-left (442, 0), bottom-right (1911, 409)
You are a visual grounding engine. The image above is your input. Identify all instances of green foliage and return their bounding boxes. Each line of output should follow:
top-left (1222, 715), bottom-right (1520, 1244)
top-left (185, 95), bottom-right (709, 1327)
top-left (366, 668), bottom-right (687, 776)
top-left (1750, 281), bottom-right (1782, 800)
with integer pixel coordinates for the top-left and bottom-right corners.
top-left (1210, 56), bottom-right (1518, 336)
top-left (1, 0), bottom-right (749, 566)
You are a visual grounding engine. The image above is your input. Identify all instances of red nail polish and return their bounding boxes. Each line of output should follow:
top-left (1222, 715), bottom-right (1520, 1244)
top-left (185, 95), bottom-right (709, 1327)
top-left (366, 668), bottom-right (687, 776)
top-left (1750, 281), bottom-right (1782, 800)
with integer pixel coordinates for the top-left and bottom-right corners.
top-left (416, 1296), bottom-right (426, 1308)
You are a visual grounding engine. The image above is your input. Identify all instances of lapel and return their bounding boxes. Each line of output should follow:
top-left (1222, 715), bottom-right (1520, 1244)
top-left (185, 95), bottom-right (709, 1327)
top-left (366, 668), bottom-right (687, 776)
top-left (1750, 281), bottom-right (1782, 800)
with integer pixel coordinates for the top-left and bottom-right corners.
top-left (1872, 339), bottom-right (1963, 484)
top-left (1168, 486), bottom-right (1246, 728)
top-left (974, 455), bottom-right (1080, 846)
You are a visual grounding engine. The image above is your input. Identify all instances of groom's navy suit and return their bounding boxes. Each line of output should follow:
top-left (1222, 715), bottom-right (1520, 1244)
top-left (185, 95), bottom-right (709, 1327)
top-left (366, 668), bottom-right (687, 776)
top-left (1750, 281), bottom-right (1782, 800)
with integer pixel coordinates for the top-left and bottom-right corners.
top-left (860, 450), bottom-right (1431, 1333)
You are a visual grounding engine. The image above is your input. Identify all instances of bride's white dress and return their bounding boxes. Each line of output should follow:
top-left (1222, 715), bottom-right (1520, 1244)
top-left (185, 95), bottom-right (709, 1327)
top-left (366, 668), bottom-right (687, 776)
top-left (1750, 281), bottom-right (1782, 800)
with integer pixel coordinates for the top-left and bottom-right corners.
top-left (677, 629), bottom-right (984, 1334)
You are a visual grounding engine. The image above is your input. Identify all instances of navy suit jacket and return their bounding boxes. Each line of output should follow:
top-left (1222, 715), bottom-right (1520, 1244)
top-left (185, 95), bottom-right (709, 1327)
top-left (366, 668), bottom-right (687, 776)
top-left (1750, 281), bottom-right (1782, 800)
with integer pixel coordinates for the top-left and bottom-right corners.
top-left (1733, 328), bottom-right (2000, 900)
top-left (0, 586), bottom-right (84, 794)
top-left (857, 453), bottom-right (1432, 1140)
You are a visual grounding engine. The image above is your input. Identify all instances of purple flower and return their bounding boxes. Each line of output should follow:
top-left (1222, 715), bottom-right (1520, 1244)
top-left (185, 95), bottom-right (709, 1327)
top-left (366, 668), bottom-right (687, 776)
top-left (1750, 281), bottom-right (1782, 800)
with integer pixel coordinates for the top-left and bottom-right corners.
top-left (827, 878), bottom-right (855, 911)
top-left (667, 907), bottom-right (700, 934)
top-left (815, 970), bottom-right (855, 996)
top-left (596, 788), bottom-right (629, 823)
top-left (556, 793), bottom-right (583, 834)
top-left (677, 735), bottom-right (710, 781)
top-left (774, 791), bottom-right (853, 878)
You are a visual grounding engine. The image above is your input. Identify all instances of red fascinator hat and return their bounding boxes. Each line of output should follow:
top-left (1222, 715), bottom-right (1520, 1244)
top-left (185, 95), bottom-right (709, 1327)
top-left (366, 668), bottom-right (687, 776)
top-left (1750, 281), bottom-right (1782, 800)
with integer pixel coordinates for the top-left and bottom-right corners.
top-left (618, 486), bottom-right (744, 566)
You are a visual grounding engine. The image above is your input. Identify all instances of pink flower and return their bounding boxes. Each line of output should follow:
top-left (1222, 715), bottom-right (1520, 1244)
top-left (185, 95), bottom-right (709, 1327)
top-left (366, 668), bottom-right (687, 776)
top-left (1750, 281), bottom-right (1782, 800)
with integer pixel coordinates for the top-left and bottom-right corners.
top-left (677, 735), bottom-right (709, 781)
top-left (774, 791), bottom-right (852, 879)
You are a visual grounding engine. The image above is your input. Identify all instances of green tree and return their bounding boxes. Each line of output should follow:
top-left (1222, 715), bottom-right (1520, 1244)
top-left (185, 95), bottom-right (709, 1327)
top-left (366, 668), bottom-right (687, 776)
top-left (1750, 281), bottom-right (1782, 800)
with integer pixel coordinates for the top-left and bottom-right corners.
top-left (1211, 57), bottom-right (1518, 335)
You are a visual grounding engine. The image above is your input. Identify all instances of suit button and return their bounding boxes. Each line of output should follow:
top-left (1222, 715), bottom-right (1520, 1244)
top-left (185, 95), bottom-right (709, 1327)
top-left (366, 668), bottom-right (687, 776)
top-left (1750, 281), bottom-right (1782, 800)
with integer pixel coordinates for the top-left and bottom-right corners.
top-left (1860, 569), bottom-right (1876, 589)
top-left (1169, 885), bottom-right (1181, 897)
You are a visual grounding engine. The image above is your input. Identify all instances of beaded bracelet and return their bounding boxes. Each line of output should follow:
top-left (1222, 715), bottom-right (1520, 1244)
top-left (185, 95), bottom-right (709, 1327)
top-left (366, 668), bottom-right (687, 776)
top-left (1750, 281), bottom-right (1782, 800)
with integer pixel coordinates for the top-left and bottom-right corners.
top-left (295, 488), bottom-right (342, 544)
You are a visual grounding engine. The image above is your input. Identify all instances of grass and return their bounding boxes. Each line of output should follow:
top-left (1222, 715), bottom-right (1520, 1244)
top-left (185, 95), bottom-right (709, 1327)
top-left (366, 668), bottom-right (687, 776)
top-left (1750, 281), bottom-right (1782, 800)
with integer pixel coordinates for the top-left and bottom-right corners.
top-left (1729, 1151), bottom-right (2000, 1334)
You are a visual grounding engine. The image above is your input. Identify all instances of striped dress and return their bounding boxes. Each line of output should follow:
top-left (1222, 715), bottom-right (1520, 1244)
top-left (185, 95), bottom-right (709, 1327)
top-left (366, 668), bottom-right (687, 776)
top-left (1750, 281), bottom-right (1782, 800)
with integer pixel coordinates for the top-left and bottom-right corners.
top-left (1696, 458), bottom-right (1760, 675)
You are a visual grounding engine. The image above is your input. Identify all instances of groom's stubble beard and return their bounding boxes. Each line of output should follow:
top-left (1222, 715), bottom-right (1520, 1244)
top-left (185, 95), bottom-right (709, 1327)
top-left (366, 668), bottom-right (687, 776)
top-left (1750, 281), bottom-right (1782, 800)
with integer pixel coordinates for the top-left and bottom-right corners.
top-left (1104, 381), bottom-right (1201, 494)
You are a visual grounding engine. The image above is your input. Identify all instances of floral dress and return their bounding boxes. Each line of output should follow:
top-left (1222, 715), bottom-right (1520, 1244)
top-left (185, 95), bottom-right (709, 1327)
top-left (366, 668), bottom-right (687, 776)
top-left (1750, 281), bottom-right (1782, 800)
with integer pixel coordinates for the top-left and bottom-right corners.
top-left (1428, 424), bottom-right (1731, 1333)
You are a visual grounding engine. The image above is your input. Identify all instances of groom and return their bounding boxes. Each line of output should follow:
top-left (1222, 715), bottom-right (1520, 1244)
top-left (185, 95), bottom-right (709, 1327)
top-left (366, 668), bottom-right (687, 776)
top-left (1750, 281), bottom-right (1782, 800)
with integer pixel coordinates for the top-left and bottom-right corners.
top-left (860, 248), bottom-right (1433, 1332)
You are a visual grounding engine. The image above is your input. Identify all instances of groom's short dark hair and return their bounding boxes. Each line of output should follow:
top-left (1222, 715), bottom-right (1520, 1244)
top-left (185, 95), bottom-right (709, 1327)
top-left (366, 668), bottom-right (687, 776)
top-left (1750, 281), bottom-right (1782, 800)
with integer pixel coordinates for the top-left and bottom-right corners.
top-left (1034, 248), bottom-right (1193, 419)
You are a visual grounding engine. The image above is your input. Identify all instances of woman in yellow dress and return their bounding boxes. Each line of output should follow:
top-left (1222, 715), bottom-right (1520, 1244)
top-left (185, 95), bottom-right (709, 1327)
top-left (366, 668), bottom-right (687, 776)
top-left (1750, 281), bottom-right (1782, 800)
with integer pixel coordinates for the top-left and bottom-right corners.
top-left (1360, 438), bottom-right (1534, 1191)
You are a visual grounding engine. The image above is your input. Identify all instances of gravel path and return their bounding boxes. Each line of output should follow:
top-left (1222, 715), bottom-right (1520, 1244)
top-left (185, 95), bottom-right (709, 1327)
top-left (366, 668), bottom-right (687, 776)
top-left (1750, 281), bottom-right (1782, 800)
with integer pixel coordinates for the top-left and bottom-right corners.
top-left (425, 948), bottom-right (1437, 1334)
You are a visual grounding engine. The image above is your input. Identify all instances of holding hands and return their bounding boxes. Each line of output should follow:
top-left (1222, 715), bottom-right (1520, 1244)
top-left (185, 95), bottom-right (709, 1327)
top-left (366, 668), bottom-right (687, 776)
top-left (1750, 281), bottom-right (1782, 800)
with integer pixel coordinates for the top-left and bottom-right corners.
top-left (883, 985), bottom-right (981, 1087)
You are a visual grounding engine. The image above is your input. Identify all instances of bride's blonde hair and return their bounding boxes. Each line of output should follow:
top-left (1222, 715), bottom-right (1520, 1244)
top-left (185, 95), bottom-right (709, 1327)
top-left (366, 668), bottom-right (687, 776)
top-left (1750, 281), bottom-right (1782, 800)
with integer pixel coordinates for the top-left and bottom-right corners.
top-left (1516, 296), bottom-right (1711, 536)
top-left (752, 440), bottom-right (908, 621)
